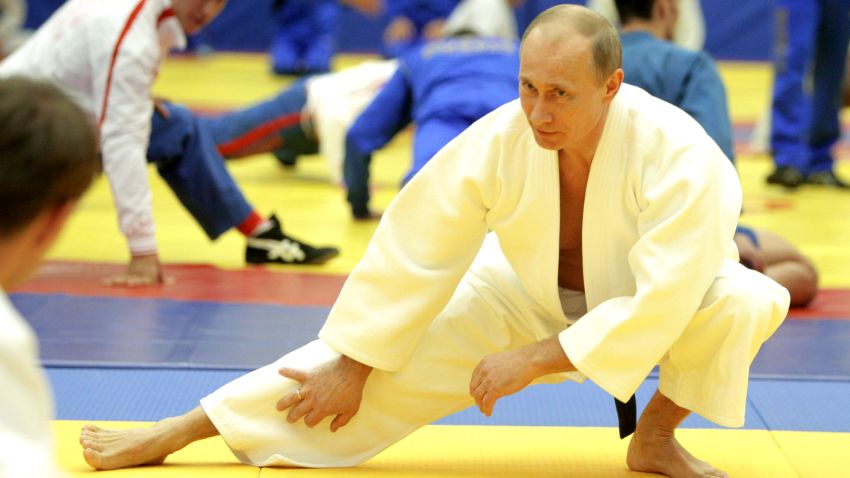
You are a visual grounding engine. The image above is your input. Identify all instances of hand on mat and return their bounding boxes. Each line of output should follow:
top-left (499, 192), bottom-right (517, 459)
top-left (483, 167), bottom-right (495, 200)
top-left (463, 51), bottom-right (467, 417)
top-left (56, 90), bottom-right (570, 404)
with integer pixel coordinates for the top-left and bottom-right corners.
top-left (470, 347), bottom-right (536, 417)
top-left (277, 355), bottom-right (373, 432)
top-left (103, 253), bottom-right (172, 287)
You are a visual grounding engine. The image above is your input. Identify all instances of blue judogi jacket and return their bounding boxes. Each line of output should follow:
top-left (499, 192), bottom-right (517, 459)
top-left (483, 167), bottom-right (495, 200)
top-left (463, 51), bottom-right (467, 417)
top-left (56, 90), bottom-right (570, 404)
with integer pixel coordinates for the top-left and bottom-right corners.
top-left (620, 31), bottom-right (735, 163)
top-left (344, 35), bottom-right (519, 216)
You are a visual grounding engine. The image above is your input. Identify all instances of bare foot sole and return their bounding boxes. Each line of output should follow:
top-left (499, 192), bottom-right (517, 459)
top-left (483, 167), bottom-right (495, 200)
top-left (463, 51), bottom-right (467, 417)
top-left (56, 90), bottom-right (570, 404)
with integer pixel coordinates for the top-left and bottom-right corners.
top-left (627, 431), bottom-right (729, 478)
top-left (79, 423), bottom-right (175, 470)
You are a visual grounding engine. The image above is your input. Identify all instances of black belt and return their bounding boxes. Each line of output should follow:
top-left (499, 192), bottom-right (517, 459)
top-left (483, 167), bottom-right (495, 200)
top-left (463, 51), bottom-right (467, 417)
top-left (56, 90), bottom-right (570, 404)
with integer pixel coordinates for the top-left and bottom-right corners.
top-left (615, 394), bottom-right (637, 439)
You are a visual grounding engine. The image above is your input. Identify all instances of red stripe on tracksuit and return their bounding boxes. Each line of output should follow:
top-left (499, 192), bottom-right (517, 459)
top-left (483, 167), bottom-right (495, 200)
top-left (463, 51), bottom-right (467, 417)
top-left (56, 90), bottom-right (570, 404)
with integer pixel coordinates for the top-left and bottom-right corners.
top-left (157, 7), bottom-right (175, 25)
top-left (217, 112), bottom-right (302, 157)
top-left (98, 0), bottom-right (148, 128)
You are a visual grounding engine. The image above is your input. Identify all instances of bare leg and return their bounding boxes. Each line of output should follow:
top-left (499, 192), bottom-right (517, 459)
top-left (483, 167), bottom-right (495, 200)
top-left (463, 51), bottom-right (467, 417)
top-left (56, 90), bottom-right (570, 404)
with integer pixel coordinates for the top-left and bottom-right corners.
top-left (79, 406), bottom-right (219, 470)
top-left (756, 229), bottom-right (818, 307)
top-left (627, 390), bottom-right (729, 478)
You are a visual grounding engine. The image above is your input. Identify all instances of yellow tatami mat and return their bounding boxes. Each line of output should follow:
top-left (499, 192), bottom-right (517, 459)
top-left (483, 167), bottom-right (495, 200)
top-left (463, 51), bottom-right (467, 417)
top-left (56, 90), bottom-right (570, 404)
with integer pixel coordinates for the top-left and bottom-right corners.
top-left (55, 421), bottom-right (847, 477)
top-left (43, 55), bottom-right (850, 285)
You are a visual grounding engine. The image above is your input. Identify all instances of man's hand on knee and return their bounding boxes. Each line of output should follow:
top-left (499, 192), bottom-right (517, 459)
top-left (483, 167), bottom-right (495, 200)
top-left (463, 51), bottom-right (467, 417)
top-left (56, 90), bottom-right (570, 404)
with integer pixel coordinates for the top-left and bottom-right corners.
top-left (276, 355), bottom-right (373, 432)
top-left (469, 348), bottom-right (536, 416)
top-left (470, 337), bottom-right (575, 416)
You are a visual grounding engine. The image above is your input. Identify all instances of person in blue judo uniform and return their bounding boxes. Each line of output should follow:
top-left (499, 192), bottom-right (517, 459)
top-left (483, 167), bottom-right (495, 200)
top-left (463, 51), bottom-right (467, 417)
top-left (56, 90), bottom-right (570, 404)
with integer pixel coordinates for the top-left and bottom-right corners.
top-left (344, 0), bottom-right (521, 219)
top-left (765, 0), bottom-right (850, 188)
top-left (381, 0), bottom-right (460, 57)
top-left (270, 0), bottom-right (382, 75)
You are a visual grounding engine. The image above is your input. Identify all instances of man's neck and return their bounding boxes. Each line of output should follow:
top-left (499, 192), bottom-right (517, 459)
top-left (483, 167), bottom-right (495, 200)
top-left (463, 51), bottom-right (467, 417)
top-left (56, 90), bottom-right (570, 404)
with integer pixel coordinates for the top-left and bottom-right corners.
top-left (620, 21), bottom-right (666, 41)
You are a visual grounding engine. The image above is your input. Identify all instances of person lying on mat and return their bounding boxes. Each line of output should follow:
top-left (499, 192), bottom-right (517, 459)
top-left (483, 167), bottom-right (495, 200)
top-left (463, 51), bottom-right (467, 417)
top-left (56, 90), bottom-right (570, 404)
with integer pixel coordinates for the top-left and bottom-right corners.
top-left (0, 76), bottom-right (100, 478)
top-left (79, 6), bottom-right (789, 478)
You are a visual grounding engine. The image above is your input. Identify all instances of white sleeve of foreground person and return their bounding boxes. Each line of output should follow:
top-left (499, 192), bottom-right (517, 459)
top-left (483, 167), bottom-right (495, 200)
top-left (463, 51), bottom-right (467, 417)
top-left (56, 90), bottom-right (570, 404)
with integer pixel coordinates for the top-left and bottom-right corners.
top-left (0, 292), bottom-right (66, 478)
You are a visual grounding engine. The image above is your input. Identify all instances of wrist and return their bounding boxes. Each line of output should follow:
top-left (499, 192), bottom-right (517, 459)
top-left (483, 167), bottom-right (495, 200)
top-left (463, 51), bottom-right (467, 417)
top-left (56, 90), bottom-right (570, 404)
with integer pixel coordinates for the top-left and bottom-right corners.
top-left (526, 336), bottom-right (574, 377)
top-left (341, 354), bottom-right (373, 379)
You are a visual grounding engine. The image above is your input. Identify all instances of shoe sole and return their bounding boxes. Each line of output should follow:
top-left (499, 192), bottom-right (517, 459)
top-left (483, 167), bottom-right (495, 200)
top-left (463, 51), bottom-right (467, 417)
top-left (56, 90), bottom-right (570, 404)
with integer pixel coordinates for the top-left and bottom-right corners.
top-left (303, 249), bottom-right (340, 265)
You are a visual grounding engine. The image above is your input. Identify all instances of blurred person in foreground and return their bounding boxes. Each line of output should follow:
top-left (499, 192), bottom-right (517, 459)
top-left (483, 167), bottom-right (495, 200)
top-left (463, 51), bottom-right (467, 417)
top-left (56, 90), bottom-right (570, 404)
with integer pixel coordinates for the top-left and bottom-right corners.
top-left (0, 76), bottom-right (100, 478)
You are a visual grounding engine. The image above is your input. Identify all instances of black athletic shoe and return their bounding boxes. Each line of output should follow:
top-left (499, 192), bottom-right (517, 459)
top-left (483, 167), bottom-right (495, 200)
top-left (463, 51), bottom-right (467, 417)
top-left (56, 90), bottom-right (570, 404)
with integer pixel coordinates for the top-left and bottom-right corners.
top-left (245, 214), bottom-right (339, 264)
top-left (766, 166), bottom-right (804, 189)
top-left (273, 149), bottom-right (298, 168)
top-left (805, 170), bottom-right (850, 189)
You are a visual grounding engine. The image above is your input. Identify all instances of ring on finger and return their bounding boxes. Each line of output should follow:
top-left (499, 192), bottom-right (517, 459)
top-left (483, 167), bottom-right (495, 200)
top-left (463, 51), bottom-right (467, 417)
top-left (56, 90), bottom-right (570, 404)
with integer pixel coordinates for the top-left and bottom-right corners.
top-left (296, 388), bottom-right (303, 401)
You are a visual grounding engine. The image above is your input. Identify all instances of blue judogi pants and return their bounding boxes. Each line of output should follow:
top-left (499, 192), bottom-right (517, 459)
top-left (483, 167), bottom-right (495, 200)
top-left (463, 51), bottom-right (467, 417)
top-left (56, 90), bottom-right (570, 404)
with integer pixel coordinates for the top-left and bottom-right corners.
top-left (148, 104), bottom-right (254, 240)
top-left (147, 81), bottom-right (314, 239)
top-left (199, 78), bottom-right (316, 162)
top-left (770, 0), bottom-right (850, 174)
top-left (271, 0), bottom-right (338, 74)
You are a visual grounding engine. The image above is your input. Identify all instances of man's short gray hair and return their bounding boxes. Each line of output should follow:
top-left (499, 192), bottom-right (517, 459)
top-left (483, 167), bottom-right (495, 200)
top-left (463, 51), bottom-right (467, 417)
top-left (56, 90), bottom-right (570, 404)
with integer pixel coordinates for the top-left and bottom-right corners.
top-left (521, 4), bottom-right (622, 83)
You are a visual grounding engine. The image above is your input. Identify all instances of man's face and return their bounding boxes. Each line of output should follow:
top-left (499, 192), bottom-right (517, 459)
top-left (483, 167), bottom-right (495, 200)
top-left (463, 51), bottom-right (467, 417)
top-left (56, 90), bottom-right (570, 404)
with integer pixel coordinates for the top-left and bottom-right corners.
top-left (172, 0), bottom-right (227, 35)
top-left (518, 28), bottom-right (615, 153)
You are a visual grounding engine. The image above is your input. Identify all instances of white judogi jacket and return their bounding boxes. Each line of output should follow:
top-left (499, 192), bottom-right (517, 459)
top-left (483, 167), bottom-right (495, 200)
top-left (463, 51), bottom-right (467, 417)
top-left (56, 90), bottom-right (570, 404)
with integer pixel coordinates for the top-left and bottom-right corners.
top-left (320, 84), bottom-right (747, 404)
top-left (0, 0), bottom-right (186, 254)
top-left (0, 292), bottom-right (65, 478)
top-left (305, 60), bottom-right (398, 182)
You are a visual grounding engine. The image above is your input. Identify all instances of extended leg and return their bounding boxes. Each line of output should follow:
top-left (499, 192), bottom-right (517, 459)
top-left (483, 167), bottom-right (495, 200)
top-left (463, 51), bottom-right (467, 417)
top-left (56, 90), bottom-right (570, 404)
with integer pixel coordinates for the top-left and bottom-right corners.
top-left (80, 407), bottom-right (218, 470)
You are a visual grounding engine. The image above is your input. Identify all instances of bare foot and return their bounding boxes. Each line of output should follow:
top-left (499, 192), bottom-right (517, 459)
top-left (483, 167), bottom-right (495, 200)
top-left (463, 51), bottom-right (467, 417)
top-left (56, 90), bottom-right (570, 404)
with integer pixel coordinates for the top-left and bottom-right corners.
top-left (79, 421), bottom-right (179, 470)
top-left (627, 429), bottom-right (729, 478)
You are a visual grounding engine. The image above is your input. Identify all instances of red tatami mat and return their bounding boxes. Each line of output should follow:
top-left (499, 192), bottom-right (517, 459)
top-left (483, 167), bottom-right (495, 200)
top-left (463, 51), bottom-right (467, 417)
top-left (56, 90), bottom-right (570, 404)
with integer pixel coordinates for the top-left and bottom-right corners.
top-left (13, 261), bottom-right (346, 306)
top-left (13, 261), bottom-right (850, 318)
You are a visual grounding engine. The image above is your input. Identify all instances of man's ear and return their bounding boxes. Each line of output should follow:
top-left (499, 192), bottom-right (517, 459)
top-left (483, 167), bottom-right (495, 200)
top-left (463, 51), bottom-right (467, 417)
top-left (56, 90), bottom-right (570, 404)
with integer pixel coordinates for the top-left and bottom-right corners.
top-left (32, 201), bottom-right (77, 249)
top-left (604, 68), bottom-right (624, 103)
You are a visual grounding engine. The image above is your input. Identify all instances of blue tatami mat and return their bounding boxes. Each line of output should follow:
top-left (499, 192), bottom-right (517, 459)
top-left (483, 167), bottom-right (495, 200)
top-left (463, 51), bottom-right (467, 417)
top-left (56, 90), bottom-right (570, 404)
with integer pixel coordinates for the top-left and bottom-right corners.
top-left (51, 367), bottom-right (850, 432)
top-left (14, 294), bottom-right (325, 369)
top-left (49, 368), bottom-right (242, 422)
top-left (747, 380), bottom-right (850, 433)
top-left (750, 320), bottom-right (850, 379)
top-left (17, 292), bottom-right (850, 380)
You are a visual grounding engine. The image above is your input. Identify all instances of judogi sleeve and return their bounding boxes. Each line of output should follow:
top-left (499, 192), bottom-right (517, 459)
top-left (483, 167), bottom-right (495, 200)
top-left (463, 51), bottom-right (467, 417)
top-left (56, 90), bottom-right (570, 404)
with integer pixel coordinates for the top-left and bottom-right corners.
top-left (560, 139), bottom-right (742, 403)
top-left (344, 67), bottom-right (413, 214)
top-left (0, 297), bottom-right (66, 478)
top-left (320, 112), bottom-right (506, 371)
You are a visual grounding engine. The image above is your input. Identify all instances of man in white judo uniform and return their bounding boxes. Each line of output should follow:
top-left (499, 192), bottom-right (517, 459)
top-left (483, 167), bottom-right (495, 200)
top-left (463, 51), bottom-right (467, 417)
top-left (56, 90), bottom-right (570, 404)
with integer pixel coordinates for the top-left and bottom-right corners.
top-left (79, 5), bottom-right (790, 478)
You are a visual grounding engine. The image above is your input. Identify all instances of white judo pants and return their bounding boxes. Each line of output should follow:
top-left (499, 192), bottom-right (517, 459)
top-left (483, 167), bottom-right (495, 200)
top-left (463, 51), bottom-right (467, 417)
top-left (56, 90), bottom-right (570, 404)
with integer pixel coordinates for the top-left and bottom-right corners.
top-left (200, 238), bottom-right (786, 467)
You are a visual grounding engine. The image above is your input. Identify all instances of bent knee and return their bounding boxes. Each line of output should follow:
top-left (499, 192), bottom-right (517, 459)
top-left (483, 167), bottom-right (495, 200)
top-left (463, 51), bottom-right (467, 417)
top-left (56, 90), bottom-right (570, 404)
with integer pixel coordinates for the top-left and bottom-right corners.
top-left (149, 104), bottom-right (198, 158)
top-left (701, 266), bottom-right (790, 334)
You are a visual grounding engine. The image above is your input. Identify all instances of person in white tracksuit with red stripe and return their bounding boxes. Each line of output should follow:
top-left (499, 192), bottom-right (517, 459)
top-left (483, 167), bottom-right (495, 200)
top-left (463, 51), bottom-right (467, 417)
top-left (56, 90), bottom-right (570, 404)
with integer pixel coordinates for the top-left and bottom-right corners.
top-left (0, 0), bottom-right (339, 286)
